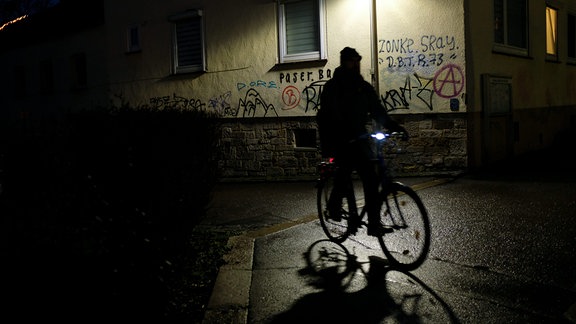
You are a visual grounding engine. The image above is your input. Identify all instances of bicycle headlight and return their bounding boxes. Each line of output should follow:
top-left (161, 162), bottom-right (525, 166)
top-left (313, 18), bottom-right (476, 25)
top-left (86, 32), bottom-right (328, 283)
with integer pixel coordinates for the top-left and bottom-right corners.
top-left (372, 132), bottom-right (386, 140)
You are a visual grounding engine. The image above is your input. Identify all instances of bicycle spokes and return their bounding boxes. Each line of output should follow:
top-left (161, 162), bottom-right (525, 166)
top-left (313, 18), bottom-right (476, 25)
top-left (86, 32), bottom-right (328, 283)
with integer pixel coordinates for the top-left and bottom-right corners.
top-left (377, 184), bottom-right (430, 270)
top-left (317, 175), bottom-right (360, 243)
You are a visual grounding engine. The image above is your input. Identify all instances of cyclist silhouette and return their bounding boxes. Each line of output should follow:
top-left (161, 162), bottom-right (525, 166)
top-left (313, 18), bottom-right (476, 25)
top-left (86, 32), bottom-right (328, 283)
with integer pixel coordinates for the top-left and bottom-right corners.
top-left (317, 47), bottom-right (407, 236)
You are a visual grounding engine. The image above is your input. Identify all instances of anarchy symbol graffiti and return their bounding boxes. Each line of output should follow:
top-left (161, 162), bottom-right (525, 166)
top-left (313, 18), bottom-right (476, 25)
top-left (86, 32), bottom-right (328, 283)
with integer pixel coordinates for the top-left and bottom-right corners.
top-left (433, 63), bottom-right (464, 98)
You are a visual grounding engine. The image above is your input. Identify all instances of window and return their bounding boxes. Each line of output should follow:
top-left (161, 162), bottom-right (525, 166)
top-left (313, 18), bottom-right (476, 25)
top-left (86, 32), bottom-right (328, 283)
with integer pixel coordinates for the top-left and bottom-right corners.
top-left (13, 65), bottom-right (26, 99)
top-left (546, 5), bottom-right (558, 59)
top-left (169, 9), bottom-right (205, 74)
top-left (70, 53), bottom-right (87, 90)
top-left (278, 0), bottom-right (326, 63)
top-left (126, 24), bottom-right (141, 53)
top-left (39, 59), bottom-right (54, 95)
top-left (568, 13), bottom-right (576, 61)
top-left (293, 129), bottom-right (316, 149)
top-left (493, 0), bottom-right (528, 56)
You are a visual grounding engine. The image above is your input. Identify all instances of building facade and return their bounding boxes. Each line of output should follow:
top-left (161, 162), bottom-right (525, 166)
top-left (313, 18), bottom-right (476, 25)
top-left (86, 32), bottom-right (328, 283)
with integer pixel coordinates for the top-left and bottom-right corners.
top-left (1, 0), bottom-right (575, 181)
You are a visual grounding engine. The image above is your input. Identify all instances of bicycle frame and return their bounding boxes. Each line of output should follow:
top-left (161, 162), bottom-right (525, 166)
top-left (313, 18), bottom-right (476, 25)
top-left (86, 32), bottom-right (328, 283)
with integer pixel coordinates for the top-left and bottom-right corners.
top-left (316, 131), bottom-right (430, 270)
top-left (317, 132), bottom-right (401, 224)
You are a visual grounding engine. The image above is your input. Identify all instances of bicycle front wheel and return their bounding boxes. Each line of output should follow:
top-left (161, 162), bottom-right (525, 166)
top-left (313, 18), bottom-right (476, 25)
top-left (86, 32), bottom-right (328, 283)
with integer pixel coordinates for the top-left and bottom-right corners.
top-left (316, 175), bottom-right (356, 243)
top-left (377, 182), bottom-right (430, 271)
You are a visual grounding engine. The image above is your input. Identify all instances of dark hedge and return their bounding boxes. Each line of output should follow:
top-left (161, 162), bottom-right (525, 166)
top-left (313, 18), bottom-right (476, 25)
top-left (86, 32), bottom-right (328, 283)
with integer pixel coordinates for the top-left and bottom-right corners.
top-left (0, 106), bottom-right (222, 321)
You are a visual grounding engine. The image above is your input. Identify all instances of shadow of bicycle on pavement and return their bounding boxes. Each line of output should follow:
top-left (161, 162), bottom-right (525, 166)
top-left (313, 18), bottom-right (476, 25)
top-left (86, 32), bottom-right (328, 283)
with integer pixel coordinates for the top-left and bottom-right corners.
top-left (268, 239), bottom-right (460, 323)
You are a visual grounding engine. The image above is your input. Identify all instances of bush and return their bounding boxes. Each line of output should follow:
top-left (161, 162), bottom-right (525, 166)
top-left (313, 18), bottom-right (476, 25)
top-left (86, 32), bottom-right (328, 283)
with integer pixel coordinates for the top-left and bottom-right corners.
top-left (0, 106), bottom-right (222, 321)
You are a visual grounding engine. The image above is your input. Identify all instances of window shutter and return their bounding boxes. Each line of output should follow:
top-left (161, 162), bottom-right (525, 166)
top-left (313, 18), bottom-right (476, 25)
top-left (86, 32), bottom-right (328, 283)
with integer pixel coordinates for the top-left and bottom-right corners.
top-left (285, 0), bottom-right (319, 55)
top-left (176, 17), bottom-right (202, 67)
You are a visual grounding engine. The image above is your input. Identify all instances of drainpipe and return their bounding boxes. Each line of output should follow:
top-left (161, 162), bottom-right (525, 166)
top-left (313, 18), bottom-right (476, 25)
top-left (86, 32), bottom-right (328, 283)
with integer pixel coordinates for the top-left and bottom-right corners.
top-left (370, 0), bottom-right (379, 96)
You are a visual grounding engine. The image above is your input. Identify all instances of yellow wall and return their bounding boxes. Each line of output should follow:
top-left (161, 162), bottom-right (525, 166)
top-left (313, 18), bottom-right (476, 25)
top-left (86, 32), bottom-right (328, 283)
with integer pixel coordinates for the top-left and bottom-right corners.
top-left (102, 0), bottom-right (466, 117)
top-left (376, 0), bottom-right (466, 114)
top-left (101, 0), bottom-right (467, 117)
top-left (1, 0), bottom-right (575, 173)
top-left (466, 0), bottom-right (576, 162)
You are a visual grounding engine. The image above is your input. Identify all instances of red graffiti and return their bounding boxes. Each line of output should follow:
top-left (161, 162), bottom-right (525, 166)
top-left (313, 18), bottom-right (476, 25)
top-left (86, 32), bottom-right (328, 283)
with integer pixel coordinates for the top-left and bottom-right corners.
top-left (282, 86), bottom-right (301, 110)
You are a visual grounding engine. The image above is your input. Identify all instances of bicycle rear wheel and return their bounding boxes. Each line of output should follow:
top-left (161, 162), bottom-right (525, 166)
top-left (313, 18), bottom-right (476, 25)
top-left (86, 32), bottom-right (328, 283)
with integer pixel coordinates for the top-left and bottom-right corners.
top-left (376, 182), bottom-right (430, 270)
top-left (316, 175), bottom-right (357, 243)
top-left (304, 239), bottom-right (357, 288)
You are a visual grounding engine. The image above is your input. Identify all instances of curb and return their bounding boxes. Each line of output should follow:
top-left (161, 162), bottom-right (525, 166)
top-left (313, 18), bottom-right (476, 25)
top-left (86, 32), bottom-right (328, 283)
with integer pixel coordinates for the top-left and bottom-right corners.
top-left (201, 213), bottom-right (319, 324)
top-left (202, 235), bottom-right (254, 324)
top-left (201, 177), bottom-right (454, 323)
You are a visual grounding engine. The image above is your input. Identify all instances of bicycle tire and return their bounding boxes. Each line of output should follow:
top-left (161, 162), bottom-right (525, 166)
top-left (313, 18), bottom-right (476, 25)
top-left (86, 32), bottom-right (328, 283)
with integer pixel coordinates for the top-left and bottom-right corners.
top-left (376, 182), bottom-right (430, 271)
top-left (316, 174), bottom-right (357, 243)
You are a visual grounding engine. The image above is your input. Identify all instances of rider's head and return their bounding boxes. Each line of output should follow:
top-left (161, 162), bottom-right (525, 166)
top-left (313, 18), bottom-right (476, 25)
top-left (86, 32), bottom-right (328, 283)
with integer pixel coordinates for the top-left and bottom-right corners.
top-left (340, 47), bottom-right (361, 74)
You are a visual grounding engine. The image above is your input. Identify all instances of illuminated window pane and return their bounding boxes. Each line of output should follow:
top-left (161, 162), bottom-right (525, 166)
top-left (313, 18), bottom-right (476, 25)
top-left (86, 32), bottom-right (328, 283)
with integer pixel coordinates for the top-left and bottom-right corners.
top-left (546, 6), bottom-right (558, 56)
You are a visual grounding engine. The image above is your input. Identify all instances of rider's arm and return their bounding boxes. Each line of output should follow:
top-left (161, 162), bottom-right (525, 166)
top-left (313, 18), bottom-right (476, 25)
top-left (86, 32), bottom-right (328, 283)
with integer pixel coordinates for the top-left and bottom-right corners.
top-left (365, 84), bottom-right (408, 137)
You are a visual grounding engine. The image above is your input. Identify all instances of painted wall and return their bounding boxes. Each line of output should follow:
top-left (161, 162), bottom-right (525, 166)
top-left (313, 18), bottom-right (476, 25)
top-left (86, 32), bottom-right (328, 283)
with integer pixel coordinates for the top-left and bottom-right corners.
top-left (0, 24), bottom-right (109, 117)
top-left (2, 0), bottom-right (574, 178)
top-left (103, 0), bottom-right (465, 119)
top-left (376, 0), bottom-right (466, 114)
top-left (104, 0), bottom-right (289, 117)
top-left (465, 0), bottom-right (576, 165)
top-left (0, 0), bottom-right (466, 120)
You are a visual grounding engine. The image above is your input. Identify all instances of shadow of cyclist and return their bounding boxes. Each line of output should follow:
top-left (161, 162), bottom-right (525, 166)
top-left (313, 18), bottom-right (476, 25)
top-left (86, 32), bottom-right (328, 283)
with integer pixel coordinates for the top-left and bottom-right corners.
top-left (269, 239), bottom-right (459, 324)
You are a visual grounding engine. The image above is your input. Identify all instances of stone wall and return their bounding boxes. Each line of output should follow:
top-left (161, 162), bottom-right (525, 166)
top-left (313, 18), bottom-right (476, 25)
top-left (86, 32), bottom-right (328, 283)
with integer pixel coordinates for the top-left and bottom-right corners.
top-left (217, 114), bottom-right (467, 182)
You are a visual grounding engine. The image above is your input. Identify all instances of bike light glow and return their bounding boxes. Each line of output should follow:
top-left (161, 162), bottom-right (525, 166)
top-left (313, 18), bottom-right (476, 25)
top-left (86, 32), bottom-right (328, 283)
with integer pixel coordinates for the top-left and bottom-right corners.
top-left (372, 132), bottom-right (386, 140)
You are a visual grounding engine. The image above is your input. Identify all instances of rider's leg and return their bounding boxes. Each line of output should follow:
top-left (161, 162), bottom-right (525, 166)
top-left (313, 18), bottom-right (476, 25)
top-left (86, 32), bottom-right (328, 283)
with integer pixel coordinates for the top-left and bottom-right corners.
top-left (354, 141), bottom-right (385, 235)
top-left (328, 161), bottom-right (352, 220)
top-left (357, 159), bottom-right (380, 226)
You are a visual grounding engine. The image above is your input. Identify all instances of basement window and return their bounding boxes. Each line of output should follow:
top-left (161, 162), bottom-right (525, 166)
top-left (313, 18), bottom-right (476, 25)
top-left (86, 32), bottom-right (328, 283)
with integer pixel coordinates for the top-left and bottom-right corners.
top-left (293, 129), bottom-right (317, 149)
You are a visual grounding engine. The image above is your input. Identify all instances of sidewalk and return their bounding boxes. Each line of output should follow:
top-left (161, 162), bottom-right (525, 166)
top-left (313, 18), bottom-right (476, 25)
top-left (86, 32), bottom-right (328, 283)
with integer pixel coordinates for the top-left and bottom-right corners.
top-left (200, 176), bottom-right (451, 323)
top-left (200, 142), bottom-right (576, 323)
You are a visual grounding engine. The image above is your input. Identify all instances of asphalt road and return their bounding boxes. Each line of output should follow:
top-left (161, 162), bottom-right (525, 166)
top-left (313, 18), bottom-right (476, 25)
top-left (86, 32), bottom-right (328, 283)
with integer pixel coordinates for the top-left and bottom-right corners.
top-left (201, 147), bottom-right (576, 323)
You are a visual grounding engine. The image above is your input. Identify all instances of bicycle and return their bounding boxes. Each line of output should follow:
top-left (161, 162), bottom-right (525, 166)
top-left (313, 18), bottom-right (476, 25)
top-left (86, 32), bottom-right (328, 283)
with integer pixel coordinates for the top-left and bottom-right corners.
top-left (316, 131), bottom-right (430, 271)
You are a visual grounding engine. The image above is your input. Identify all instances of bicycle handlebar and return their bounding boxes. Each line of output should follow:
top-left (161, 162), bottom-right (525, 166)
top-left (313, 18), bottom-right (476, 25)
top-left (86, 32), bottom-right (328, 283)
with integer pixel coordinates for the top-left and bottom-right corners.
top-left (356, 131), bottom-right (408, 142)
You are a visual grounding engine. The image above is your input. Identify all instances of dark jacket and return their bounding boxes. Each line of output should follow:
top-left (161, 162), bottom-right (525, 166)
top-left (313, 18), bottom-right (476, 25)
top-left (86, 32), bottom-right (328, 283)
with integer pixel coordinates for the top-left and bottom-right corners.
top-left (317, 67), bottom-right (400, 157)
